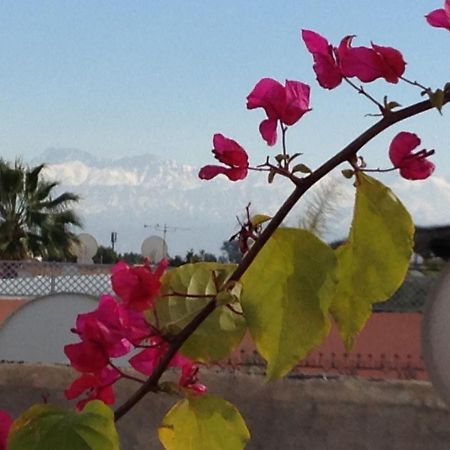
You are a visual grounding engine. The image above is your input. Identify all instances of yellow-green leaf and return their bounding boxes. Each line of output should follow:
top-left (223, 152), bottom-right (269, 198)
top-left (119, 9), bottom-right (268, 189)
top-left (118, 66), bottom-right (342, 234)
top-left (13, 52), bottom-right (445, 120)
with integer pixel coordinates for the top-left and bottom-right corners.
top-left (159, 395), bottom-right (250, 450)
top-left (153, 263), bottom-right (246, 362)
top-left (8, 401), bottom-right (119, 450)
top-left (241, 228), bottom-right (337, 380)
top-left (330, 174), bottom-right (414, 349)
top-left (250, 214), bottom-right (271, 227)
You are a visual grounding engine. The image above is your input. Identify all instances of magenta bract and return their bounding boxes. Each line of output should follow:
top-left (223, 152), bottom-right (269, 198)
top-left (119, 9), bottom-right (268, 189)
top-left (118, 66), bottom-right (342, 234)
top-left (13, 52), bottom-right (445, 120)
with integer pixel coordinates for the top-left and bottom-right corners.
top-left (246, 78), bottom-right (311, 145)
top-left (65, 367), bottom-right (120, 411)
top-left (199, 133), bottom-right (249, 181)
top-left (0, 410), bottom-right (13, 450)
top-left (426, 0), bottom-right (450, 31)
top-left (302, 29), bottom-right (406, 87)
top-left (111, 260), bottom-right (167, 311)
top-left (301, 29), bottom-right (343, 89)
top-left (389, 132), bottom-right (435, 180)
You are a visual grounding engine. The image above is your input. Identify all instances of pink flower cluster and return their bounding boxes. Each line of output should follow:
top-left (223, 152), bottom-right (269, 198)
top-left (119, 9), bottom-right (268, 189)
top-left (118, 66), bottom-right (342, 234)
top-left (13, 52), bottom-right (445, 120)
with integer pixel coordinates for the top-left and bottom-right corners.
top-left (302, 30), bottom-right (406, 89)
top-left (199, 21), bottom-right (440, 184)
top-left (64, 260), bottom-right (206, 411)
top-left (0, 410), bottom-right (12, 450)
top-left (426, 0), bottom-right (450, 32)
top-left (389, 132), bottom-right (435, 180)
top-left (246, 78), bottom-right (311, 146)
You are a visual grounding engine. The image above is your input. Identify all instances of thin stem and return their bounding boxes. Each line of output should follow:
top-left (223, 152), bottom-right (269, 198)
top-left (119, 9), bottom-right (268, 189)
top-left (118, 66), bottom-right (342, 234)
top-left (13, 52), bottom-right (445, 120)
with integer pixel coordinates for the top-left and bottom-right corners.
top-left (262, 161), bottom-right (302, 186)
top-left (361, 167), bottom-right (397, 173)
top-left (114, 89), bottom-right (450, 422)
top-left (109, 361), bottom-right (147, 384)
top-left (281, 124), bottom-right (288, 169)
top-left (344, 77), bottom-right (385, 113)
top-left (164, 291), bottom-right (215, 299)
top-left (400, 76), bottom-right (429, 92)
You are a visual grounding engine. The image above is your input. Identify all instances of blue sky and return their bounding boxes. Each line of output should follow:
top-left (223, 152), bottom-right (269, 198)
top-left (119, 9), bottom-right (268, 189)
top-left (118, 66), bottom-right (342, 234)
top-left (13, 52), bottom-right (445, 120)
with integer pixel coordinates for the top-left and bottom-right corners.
top-left (0, 0), bottom-right (449, 178)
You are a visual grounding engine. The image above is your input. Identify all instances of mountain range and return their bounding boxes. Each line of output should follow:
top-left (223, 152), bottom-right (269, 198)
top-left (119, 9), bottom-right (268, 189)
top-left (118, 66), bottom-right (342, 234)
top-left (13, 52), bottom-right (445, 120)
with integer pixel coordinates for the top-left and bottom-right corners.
top-left (32, 148), bottom-right (450, 258)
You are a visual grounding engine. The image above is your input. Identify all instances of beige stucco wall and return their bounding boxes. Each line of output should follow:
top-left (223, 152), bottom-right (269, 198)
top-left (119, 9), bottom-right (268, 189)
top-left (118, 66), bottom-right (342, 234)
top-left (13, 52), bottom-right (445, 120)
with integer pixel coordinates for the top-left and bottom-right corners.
top-left (1, 363), bottom-right (450, 449)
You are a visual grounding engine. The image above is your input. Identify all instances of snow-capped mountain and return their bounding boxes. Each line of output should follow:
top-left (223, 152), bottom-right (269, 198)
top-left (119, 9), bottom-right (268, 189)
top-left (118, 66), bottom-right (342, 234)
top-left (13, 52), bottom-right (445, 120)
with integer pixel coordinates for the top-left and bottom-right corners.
top-left (32, 148), bottom-right (450, 257)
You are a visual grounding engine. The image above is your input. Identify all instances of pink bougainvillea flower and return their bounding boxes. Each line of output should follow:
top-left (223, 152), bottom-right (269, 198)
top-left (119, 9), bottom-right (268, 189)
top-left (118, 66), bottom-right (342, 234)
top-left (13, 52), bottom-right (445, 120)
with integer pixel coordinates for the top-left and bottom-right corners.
top-left (389, 132), bottom-right (435, 180)
top-left (337, 36), bottom-right (406, 84)
top-left (426, 0), bottom-right (450, 31)
top-left (121, 307), bottom-right (152, 345)
top-left (302, 29), bottom-right (343, 89)
top-left (129, 336), bottom-right (191, 375)
top-left (246, 78), bottom-right (311, 145)
top-left (199, 134), bottom-right (249, 181)
top-left (303, 30), bottom-right (406, 87)
top-left (64, 340), bottom-right (110, 373)
top-left (370, 43), bottom-right (406, 83)
top-left (179, 362), bottom-right (207, 395)
top-left (75, 295), bottom-right (131, 358)
top-left (112, 259), bottom-right (167, 311)
top-left (0, 410), bottom-right (13, 450)
top-left (65, 367), bottom-right (120, 411)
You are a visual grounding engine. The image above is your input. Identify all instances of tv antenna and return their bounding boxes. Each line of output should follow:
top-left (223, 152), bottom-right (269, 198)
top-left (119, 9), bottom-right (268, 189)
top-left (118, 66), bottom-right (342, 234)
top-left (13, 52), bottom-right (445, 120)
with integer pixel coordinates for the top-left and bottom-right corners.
top-left (144, 223), bottom-right (190, 243)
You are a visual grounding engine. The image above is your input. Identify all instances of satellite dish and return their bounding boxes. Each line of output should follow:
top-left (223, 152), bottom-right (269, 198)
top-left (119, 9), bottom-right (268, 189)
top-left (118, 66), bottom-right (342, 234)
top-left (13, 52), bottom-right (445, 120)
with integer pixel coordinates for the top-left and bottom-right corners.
top-left (72, 233), bottom-right (98, 264)
top-left (141, 235), bottom-right (168, 262)
top-left (422, 262), bottom-right (450, 405)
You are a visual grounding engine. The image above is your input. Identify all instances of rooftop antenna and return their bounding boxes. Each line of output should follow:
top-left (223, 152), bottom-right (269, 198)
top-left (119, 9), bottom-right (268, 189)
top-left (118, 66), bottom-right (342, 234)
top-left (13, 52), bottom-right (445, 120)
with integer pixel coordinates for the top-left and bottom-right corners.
top-left (143, 223), bottom-right (190, 256)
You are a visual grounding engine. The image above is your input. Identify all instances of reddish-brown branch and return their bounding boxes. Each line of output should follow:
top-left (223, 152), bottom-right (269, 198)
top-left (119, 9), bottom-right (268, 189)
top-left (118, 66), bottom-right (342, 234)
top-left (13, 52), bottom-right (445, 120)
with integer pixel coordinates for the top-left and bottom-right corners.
top-left (114, 90), bottom-right (450, 422)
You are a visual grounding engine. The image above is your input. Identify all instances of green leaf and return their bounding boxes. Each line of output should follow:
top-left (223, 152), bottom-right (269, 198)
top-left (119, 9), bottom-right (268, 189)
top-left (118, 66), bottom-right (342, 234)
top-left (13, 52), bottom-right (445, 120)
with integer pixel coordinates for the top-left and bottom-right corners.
top-left (386, 101), bottom-right (401, 111)
top-left (268, 169), bottom-right (276, 184)
top-left (292, 163), bottom-right (312, 174)
top-left (341, 169), bottom-right (355, 179)
top-left (8, 401), bottom-right (119, 450)
top-left (153, 263), bottom-right (246, 362)
top-left (241, 228), bottom-right (337, 380)
top-left (330, 174), bottom-right (414, 350)
top-left (428, 88), bottom-right (445, 114)
top-left (159, 395), bottom-right (250, 450)
top-left (250, 214), bottom-right (271, 227)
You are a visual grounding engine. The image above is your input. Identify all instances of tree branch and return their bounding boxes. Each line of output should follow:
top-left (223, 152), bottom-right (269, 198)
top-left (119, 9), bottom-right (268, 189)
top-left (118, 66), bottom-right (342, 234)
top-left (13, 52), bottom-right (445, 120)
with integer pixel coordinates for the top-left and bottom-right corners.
top-left (114, 90), bottom-right (450, 422)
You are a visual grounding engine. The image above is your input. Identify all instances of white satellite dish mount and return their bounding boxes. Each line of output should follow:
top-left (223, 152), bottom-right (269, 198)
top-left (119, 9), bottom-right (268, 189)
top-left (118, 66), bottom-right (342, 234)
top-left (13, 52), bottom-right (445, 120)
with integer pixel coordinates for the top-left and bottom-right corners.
top-left (141, 235), bottom-right (168, 263)
top-left (72, 233), bottom-right (98, 264)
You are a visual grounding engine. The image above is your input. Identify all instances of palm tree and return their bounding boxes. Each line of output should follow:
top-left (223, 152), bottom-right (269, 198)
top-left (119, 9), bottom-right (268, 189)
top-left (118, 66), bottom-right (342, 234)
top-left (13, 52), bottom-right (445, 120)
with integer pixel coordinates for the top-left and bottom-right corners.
top-left (0, 160), bottom-right (82, 260)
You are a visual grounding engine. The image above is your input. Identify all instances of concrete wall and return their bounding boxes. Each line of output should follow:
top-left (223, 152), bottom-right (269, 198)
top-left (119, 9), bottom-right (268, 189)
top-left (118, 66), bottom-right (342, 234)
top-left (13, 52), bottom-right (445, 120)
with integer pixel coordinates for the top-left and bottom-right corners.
top-left (0, 300), bottom-right (427, 379)
top-left (1, 363), bottom-right (450, 449)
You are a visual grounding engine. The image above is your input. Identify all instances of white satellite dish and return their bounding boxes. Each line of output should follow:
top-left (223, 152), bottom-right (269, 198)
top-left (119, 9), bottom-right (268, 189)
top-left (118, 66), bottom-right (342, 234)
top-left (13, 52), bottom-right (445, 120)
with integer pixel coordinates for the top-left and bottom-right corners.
top-left (422, 262), bottom-right (450, 405)
top-left (141, 235), bottom-right (168, 262)
top-left (73, 233), bottom-right (98, 264)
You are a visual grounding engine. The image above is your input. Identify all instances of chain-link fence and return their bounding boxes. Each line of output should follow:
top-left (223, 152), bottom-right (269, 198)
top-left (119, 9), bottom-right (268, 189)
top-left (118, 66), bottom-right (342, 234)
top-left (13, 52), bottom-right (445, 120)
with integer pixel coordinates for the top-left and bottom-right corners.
top-left (0, 260), bottom-right (113, 298)
top-left (0, 260), bottom-right (443, 310)
top-left (373, 269), bottom-right (440, 312)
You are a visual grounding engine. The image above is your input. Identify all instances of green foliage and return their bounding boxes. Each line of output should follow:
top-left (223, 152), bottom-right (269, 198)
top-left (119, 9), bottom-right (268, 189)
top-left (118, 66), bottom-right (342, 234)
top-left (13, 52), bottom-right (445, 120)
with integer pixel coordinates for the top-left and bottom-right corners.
top-left (0, 160), bottom-right (81, 260)
top-left (159, 395), bottom-right (250, 450)
top-left (153, 262), bottom-right (246, 362)
top-left (241, 228), bottom-right (337, 380)
top-left (93, 245), bottom-right (119, 264)
top-left (184, 249), bottom-right (218, 263)
top-left (8, 401), bottom-right (119, 450)
top-left (118, 251), bottom-right (143, 265)
top-left (330, 174), bottom-right (414, 349)
top-left (220, 240), bottom-right (241, 263)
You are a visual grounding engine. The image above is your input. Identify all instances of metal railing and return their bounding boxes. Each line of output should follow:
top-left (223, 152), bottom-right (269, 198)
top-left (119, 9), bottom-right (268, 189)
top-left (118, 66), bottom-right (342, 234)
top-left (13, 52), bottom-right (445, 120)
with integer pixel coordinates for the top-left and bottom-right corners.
top-left (0, 260), bottom-right (113, 298)
top-left (0, 260), bottom-right (443, 310)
